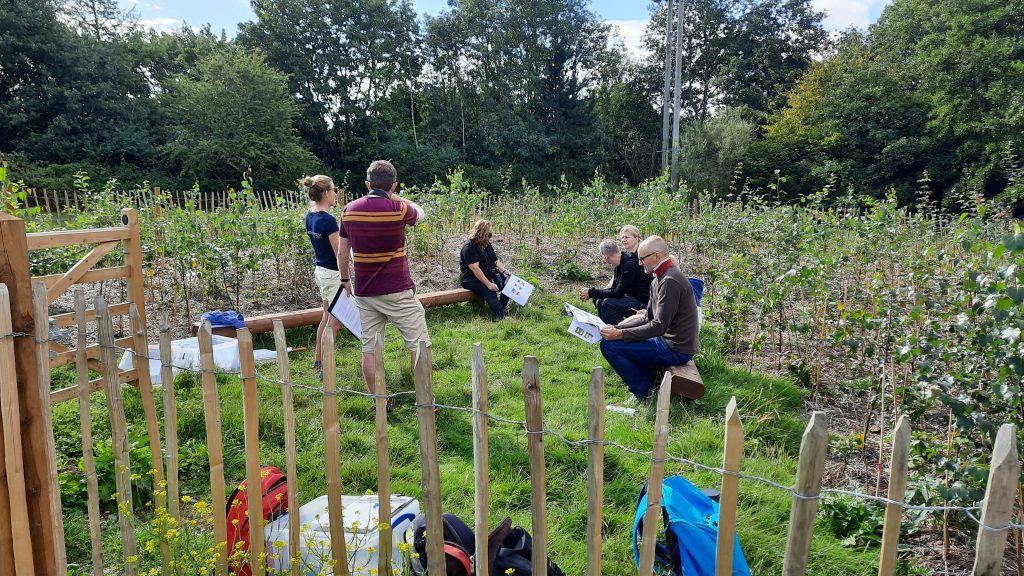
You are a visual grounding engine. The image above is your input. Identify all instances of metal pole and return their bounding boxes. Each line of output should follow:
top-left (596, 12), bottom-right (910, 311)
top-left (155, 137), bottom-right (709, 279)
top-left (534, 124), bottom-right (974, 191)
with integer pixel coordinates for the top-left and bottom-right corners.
top-left (660, 0), bottom-right (674, 172)
top-left (670, 0), bottom-right (686, 192)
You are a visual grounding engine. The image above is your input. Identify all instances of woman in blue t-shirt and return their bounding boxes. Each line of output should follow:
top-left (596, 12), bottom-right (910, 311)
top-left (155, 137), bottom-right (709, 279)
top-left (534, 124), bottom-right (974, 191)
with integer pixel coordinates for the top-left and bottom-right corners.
top-left (302, 175), bottom-right (343, 374)
top-left (459, 219), bottom-right (512, 319)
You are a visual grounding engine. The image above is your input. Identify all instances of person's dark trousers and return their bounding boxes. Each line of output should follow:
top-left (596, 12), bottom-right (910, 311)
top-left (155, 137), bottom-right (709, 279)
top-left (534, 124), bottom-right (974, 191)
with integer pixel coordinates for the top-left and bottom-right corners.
top-left (461, 279), bottom-right (508, 319)
top-left (599, 336), bottom-right (693, 400)
top-left (594, 296), bottom-right (645, 325)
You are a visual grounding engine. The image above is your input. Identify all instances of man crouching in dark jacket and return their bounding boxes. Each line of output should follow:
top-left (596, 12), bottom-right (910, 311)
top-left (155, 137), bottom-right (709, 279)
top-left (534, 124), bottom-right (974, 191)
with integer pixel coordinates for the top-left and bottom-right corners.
top-left (578, 239), bottom-right (653, 325)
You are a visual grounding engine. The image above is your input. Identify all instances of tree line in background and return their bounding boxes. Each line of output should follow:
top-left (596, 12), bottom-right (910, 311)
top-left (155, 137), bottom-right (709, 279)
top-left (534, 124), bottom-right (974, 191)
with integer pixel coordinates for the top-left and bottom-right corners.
top-left (0, 0), bottom-right (1021, 209)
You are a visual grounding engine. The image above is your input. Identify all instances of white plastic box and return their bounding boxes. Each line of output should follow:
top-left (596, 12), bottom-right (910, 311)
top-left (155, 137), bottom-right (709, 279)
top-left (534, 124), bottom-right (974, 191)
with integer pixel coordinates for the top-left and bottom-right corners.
top-left (264, 494), bottom-right (420, 576)
top-left (118, 334), bottom-right (241, 384)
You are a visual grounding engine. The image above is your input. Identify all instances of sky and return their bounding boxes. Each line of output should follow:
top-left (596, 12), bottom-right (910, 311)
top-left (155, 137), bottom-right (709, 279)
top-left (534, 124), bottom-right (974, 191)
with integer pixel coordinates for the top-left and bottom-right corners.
top-left (126, 0), bottom-right (893, 57)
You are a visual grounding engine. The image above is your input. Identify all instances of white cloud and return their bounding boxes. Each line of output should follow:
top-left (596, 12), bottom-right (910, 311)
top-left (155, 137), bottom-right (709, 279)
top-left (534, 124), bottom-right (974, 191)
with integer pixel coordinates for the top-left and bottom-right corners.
top-left (812, 0), bottom-right (890, 30)
top-left (607, 19), bottom-right (650, 60)
top-left (138, 17), bottom-right (182, 32)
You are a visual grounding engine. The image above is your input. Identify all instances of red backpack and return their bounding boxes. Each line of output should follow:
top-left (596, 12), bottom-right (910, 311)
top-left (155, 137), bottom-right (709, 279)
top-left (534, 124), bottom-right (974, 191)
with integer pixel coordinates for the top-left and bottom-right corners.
top-left (226, 465), bottom-right (289, 575)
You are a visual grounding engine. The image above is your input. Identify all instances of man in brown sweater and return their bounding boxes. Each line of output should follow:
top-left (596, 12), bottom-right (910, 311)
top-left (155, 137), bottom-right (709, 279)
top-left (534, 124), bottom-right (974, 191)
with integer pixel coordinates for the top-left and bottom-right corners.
top-left (599, 236), bottom-right (699, 401)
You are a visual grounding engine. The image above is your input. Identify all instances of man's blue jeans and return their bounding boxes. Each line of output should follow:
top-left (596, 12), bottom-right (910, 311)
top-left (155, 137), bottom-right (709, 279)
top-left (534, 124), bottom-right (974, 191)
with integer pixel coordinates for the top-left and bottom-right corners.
top-left (600, 336), bottom-right (693, 400)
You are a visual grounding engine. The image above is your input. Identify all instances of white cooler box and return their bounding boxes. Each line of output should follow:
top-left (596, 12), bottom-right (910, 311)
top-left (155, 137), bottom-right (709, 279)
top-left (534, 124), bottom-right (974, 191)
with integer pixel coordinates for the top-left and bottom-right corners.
top-left (264, 494), bottom-right (419, 575)
top-left (118, 335), bottom-right (241, 385)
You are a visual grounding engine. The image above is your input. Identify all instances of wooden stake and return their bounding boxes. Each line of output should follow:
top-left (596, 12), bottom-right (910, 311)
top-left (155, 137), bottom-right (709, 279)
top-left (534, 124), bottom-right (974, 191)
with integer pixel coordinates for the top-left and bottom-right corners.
top-left (372, 335), bottom-right (392, 575)
top-left (121, 209), bottom-right (148, 338)
top-left (973, 423), bottom-right (1021, 575)
top-left (413, 340), bottom-right (445, 576)
top-left (522, 355), bottom-right (550, 576)
top-left (198, 321), bottom-right (229, 574)
top-left (272, 321), bottom-right (301, 576)
top-left (76, 290), bottom-right (104, 576)
top-left (878, 416), bottom-right (910, 576)
top-left (97, 295), bottom-right (139, 576)
top-left (782, 412), bottom-right (828, 576)
top-left (238, 328), bottom-right (265, 576)
top-left (0, 284), bottom-right (36, 574)
top-left (638, 373), bottom-right (673, 576)
top-left (130, 304), bottom-right (166, 514)
top-left (472, 343), bottom-right (490, 576)
top-left (159, 313), bottom-right (180, 525)
top-left (586, 367), bottom-right (605, 576)
top-left (716, 397), bottom-right (744, 576)
top-left (32, 281), bottom-right (67, 573)
top-left (321, 330), bottom-right (350, 575)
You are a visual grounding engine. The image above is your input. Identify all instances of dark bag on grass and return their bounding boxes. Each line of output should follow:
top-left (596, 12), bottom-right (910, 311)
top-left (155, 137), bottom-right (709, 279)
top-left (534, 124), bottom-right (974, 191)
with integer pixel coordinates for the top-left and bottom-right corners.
top-left (485, 517), bottom-right (566, 576)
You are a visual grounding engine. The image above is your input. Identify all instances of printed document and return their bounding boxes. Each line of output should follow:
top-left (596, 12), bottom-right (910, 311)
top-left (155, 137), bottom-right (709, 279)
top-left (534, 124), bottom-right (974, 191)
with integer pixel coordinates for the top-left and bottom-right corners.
top-left (502, 274), bottom-right (535, 306)
top-left (329, 288), bottom-right (362, 339)
top-left (564, 302), bottom-right (607, 344)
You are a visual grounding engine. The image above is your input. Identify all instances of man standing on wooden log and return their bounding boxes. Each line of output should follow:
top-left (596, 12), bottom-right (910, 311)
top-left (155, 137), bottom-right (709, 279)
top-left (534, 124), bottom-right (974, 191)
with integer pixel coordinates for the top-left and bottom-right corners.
top-left (338, 160), bottom-right (430, 408)
top-left (598, 236), bottom-right (699, 402)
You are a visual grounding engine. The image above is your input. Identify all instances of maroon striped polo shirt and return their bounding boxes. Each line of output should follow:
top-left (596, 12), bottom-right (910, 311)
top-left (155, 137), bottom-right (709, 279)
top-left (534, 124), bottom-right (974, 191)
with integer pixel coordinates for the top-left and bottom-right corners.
top-left (340, 193), bottom-right (418, 297)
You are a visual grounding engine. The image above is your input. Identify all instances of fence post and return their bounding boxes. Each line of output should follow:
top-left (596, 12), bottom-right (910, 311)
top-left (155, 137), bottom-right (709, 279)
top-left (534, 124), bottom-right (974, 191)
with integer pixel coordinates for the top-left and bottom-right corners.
top-left (76, 290), bottom-right (104, 576)
top-left (198, 321), bottom-right (229, 574)
top-left (130, 305), bottom-right (167, 512)
top-left (638, 373), bottom-right (673, 576)
top-left (120, 209), bottom-right (147, 338)
top-left (237, 328), bottom-right (265, 576)
top-left (32, 281), bottom-right (67, 573)
top-left (97, 295), bottom-right (140, 576)
top-left (523, 355), bottom-right (550, 576)
top-left (372, 335), bottom-right (393, 575)
top-left (272, 320), bottom-right (301, 576)
top-left (0, 212), bottom-right (59, 575)
top-left (414, 340), bottom-right (445, 576)
top-left (877, 415), bottom-right (910, 576)
top-left (160, 312), bottom-right (180, 525)
top-left (782, 412), bottom-right (828, 576)
top-left (0, 284), bottom-right (36, 575)
top-left (716, 396), bottom-right (743, 576)
top-left (472, 343), bottom-right (490, 576)
top-left (321, 330), bottom-right (350, 576)
top-left (972, 423), bottom-right (1020, 575)
top-left (586, 367), bottom-right (605, 576)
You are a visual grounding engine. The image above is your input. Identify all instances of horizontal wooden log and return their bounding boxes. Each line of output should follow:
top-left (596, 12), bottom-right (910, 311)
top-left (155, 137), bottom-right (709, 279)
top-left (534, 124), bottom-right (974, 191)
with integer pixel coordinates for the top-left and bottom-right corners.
top-left (194, 288), bottom-right (478, 335)
top-left (668, 363), bottom-right (704, 400)
top-left (26, 227), bottom-right (130, 251)
top-left (36, 266), bottom-right (131, 290)
top-left (50, 369), bottom-right (138, 405)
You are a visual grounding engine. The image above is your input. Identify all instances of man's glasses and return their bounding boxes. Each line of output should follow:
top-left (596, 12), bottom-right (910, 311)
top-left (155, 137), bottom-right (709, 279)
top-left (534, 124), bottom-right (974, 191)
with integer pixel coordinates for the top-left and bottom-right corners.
top-left (638, 252), bottom-right (656, 262)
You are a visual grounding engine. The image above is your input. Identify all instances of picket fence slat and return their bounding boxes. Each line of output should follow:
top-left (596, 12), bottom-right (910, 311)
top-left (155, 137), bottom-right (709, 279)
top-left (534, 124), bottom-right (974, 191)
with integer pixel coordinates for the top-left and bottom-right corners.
top-left (272, 321), bottom-right (301, 576)
top-left (878, 416), bottom-right (910, 576)
top-left (472, 343), bottom-right (490, 576)
top-left (321, 330), bottom-right (350, 576)
top-left (586, 367), bottom-right (605, 576)
top-left (160, 313), bottom-right (180, 527)
top-left (414, 340), bottom-right (446, 576)
top-left (238, 328), bottom-right (265, 576)
top-left (32, 282), bottom-right (66, 574)
top-left (372, 335), bottom-right (393, 575)
top-left (198, 322), bottom-right (229, 575)
top-left (523, 356), bottom-right (550, 576)
top-left (97, 296), bottom-right (139, 576)
top-left (0, 284), bottom-right (36, 575)
top-left (638, 373), bottom-right (673, 576)
top-left (782, 412), bottom-right (828, 576)
top-left (130, 306), bottom-right (167, 512)
top-left (75, 290), bottom-right (104, 576)
top-left (716, 396), bottom-right (743, 576)
top-left (972, 423), bottom-right (1020, 575)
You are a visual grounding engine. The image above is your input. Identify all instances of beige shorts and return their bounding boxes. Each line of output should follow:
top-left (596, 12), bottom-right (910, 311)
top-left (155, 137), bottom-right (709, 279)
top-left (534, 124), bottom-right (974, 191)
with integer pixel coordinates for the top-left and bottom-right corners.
top-left (356, 289), bottom-right (431, 353)
top-left (314, 266), bottom-right (341, 302)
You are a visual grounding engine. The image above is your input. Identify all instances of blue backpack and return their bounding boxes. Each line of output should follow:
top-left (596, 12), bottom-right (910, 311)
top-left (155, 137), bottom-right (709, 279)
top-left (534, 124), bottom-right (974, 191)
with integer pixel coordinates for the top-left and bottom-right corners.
top-left (632, 475), bottom-right (750, 576)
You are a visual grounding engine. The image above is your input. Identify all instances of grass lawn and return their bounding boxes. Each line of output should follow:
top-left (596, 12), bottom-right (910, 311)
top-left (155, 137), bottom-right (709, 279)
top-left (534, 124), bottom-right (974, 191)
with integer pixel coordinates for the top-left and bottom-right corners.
top-left (54, 291), bottom-right (885, 574)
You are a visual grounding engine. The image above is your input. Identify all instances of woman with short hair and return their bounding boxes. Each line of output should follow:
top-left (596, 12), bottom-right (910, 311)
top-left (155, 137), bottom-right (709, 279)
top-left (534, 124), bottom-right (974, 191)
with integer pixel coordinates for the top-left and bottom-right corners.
top-left (619, 225), bottom-right (641, 254)
top-left (459, 219), bottom-right (511, 319)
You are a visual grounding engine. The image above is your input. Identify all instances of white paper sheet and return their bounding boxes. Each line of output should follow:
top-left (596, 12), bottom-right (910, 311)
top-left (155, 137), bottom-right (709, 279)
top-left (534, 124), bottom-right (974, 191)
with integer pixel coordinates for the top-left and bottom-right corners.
top-left (329, 288), bottom-right (362, 339)
top-left (564, 302), bottom-right (607, 343)
top-left (501, 274), bottom-right (535, 306)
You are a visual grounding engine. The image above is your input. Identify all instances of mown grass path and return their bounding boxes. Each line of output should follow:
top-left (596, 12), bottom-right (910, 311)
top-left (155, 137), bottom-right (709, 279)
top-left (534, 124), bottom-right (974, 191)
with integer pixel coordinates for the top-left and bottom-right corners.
top-left (56, 292), bottom-right (883, 574)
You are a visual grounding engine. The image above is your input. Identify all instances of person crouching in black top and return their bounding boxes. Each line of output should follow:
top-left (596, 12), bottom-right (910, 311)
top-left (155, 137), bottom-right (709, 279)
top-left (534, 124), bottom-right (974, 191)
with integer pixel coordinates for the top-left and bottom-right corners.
top-left (579, 239), bottom-right (653, 325)
top-left (460, 219), bottom-right (512, 319)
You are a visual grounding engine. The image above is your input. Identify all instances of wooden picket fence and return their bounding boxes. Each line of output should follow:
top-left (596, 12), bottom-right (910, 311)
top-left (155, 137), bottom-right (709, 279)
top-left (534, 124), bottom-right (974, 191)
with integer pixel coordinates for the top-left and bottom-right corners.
top-left (0, 209), bottom-right (1021, 575)
top-left (22, 187), bottom-right (309, 216)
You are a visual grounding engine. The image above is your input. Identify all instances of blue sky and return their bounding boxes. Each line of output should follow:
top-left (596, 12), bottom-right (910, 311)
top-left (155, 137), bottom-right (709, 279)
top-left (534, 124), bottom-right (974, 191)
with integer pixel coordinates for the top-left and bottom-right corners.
top-left (126, 0), bottom-right (893, 54)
